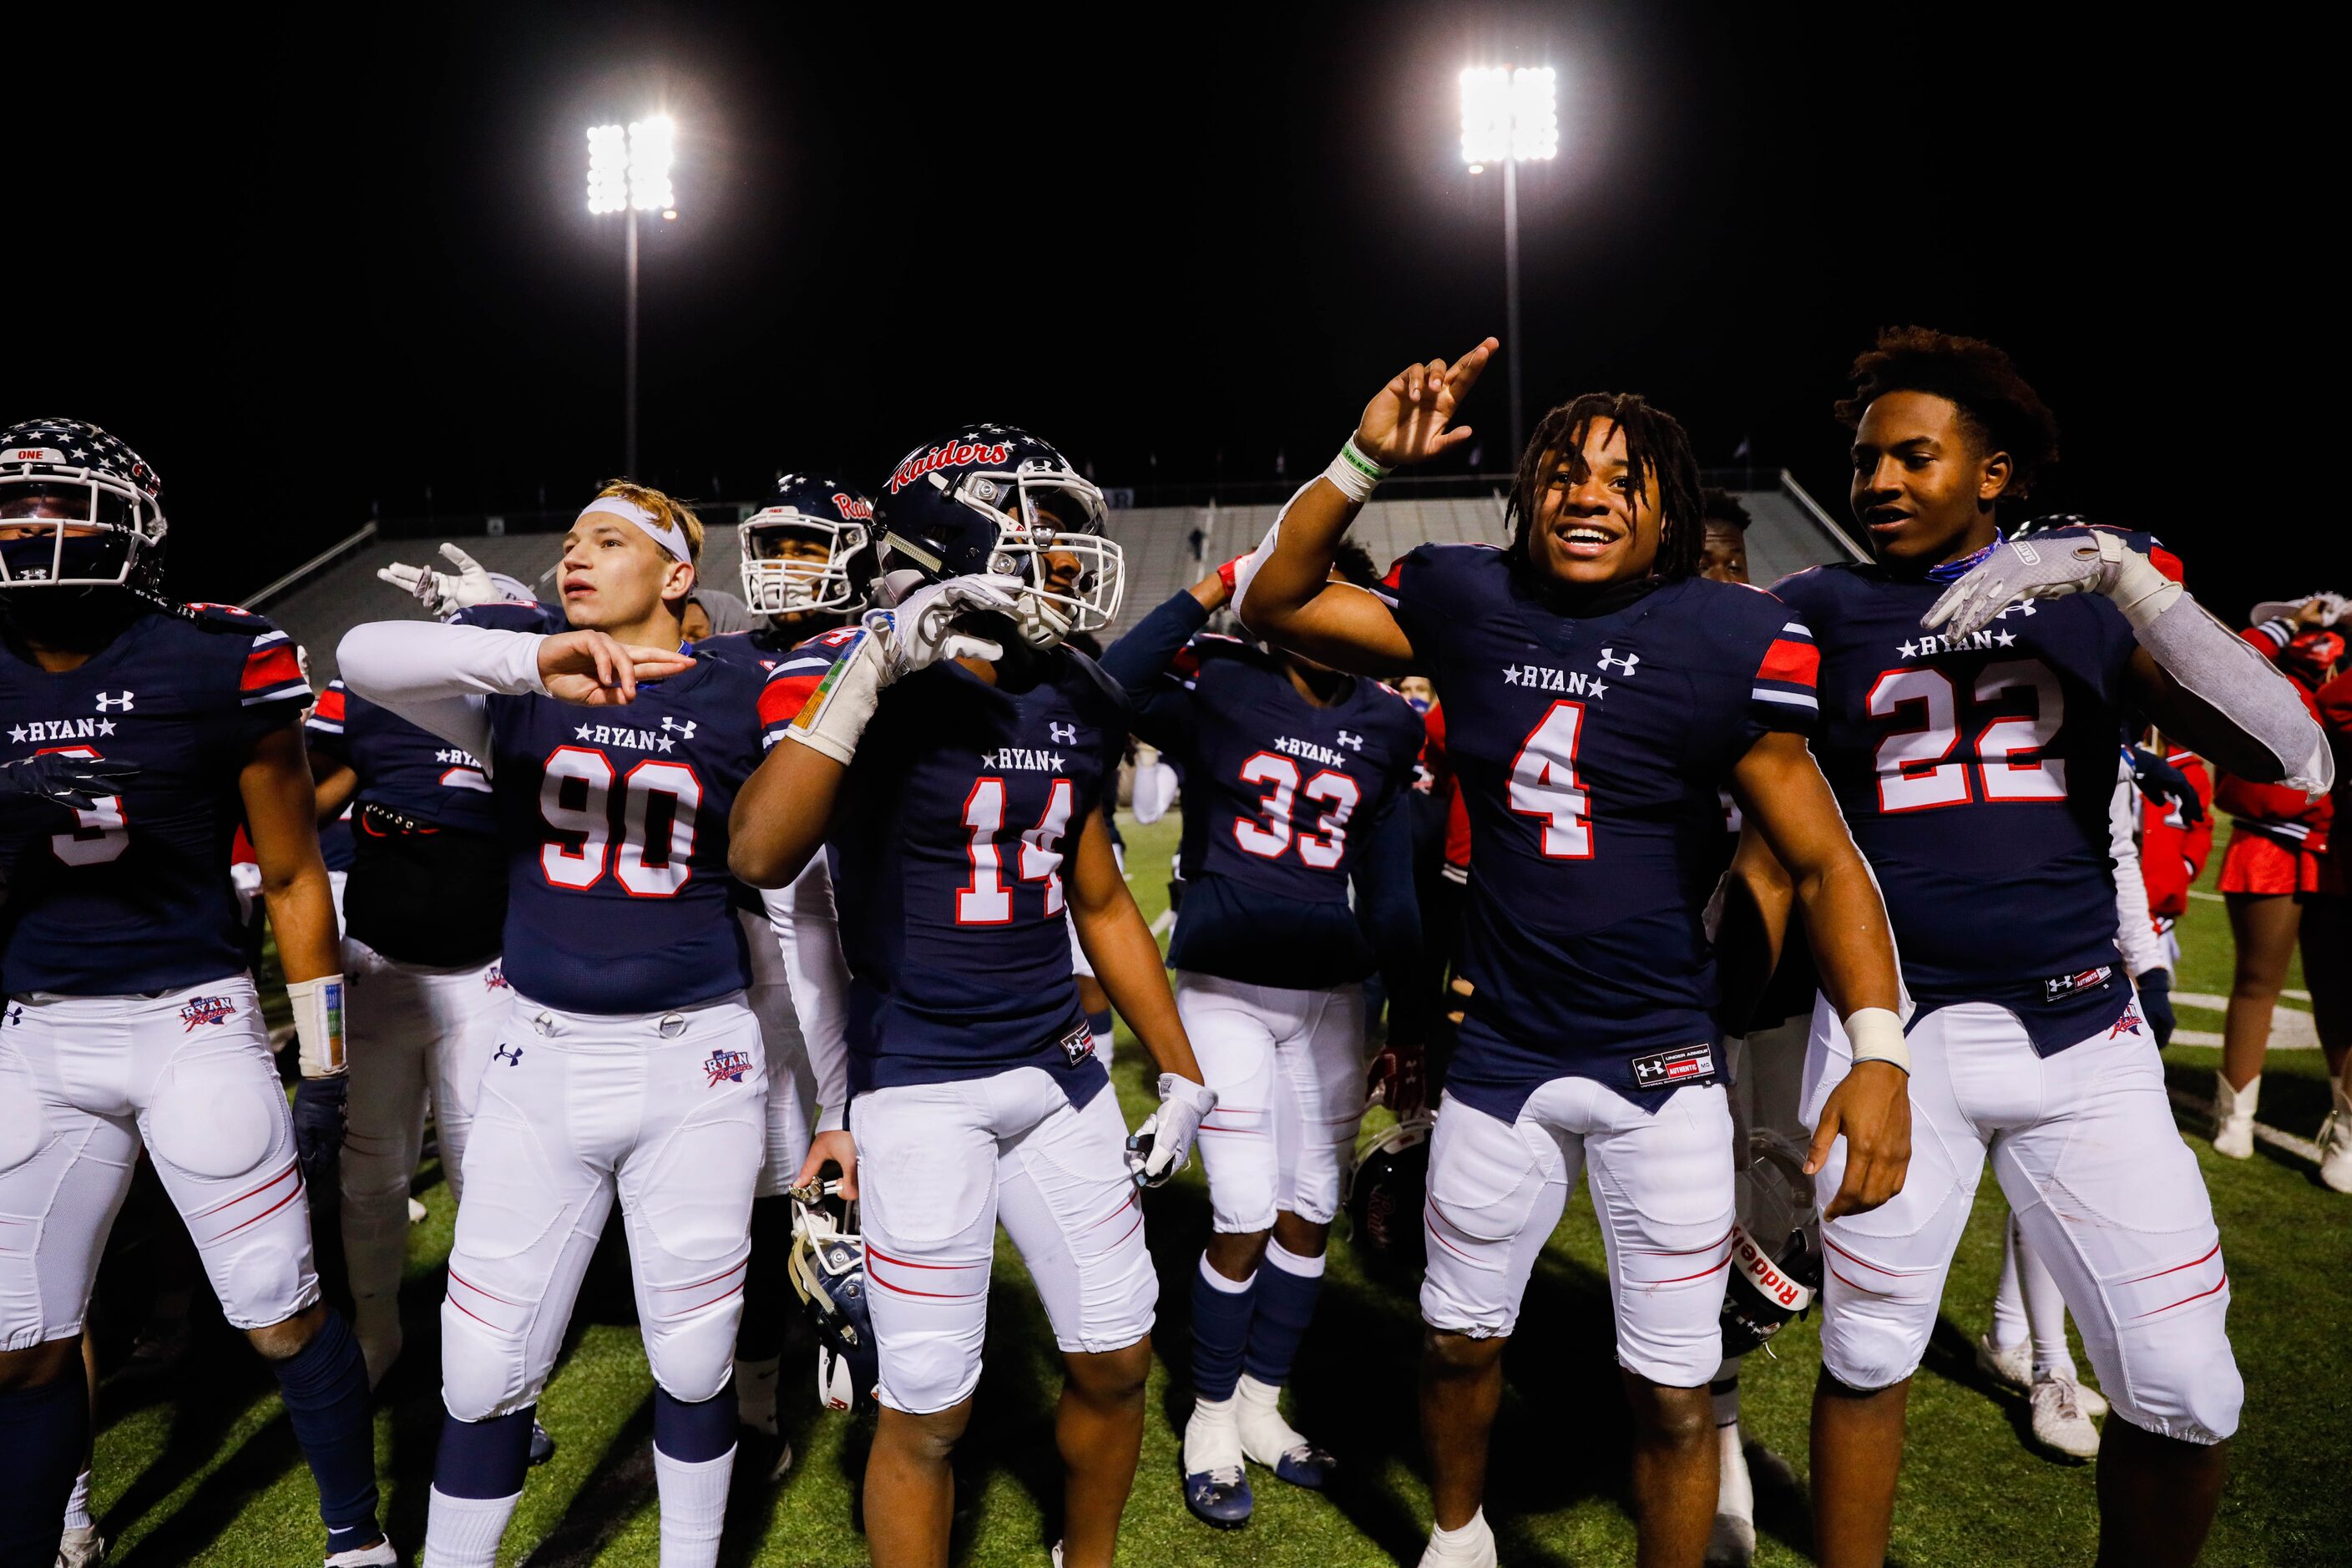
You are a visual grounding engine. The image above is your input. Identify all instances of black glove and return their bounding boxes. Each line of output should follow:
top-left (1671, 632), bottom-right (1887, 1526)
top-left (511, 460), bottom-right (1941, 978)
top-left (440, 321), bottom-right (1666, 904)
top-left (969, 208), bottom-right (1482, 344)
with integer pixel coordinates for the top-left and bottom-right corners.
top-left (2127, 748), bottom-right (2205, 827)
top-left (292, 1073), bottom-right (349, 1196)
top-left (2138, 969), bottom-right (2175, 1049)
top-left (0, 754), bottom-right (139, 810)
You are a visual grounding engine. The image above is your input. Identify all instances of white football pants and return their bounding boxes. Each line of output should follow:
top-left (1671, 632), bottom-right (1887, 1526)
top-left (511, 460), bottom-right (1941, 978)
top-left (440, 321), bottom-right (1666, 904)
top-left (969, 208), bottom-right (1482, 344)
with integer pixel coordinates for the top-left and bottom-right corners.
top-left (1176, 970), bottom-right (1367, 1233)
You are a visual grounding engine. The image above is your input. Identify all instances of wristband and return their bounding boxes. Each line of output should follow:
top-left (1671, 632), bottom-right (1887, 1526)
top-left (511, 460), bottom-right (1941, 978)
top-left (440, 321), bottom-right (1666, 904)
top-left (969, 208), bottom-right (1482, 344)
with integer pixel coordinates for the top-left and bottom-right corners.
top-left (1215, 554), bottom-right (1247, 595)
top-left (1322, 438), bottom-right (1390, 505)
top-left (785, 631), bottom-right (884, 766)
top-left (287, 975), bottom-right (347, 1077)
top-left (1844, 1006), bottom-right (1909, 1075)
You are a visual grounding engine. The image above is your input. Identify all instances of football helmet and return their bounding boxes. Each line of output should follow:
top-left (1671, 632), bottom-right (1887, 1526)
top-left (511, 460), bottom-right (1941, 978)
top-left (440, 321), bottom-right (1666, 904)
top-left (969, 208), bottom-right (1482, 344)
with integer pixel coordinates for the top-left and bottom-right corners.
top-left (1345, 1114), bottom-right (1433, 1280)
top-left (738, 473), bottom-right (880, 617)
top-left (787, 1179), bottom-right (879, 1412)
top-left (1719, 1128), bottom-right (1822, 1358)
top-left (0, 417), bottom-right (167, 593)
top-left (876, 422), bottom-right (1121, 648)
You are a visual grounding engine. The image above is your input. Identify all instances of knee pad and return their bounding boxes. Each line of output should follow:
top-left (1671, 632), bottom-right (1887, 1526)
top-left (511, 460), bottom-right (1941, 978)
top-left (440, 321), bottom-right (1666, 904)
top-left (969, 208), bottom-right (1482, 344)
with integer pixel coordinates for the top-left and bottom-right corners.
top-left (1818, 1301), bottom-right (1925, 1393)
top-left (438, 1297), bottom-right (530, 1423)
top-left (2113, 1331), bottom-right (2244, 1444)
top-left (645, 1296), bottom-right (743, 1405)
top-left (147, 1062), bottom-right (278, 1181)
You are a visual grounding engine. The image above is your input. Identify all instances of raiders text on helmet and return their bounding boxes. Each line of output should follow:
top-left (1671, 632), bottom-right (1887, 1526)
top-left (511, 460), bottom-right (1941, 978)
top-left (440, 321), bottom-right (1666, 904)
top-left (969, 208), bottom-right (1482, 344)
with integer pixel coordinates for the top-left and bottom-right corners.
top-left (0, 417), bottom-right (169, 594)
top-left (739, 473), bottom-right (880, 617)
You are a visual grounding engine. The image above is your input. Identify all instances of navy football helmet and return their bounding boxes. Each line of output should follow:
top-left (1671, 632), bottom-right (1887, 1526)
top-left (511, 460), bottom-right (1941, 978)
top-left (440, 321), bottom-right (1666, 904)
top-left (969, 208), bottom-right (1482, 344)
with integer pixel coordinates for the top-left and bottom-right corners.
top-left (1345, 1114), bottom-right (1432, 1281)
top-left (787, 1179), bottom-right (879, 1412)
top-left (1719, 1128), bottom-right (1821, 1358)
top-left (738, 473), bottom-right (879, 617)
top-left (0, 417), bottom-right (168, 593)
top-left (875, 422), bottom-right (1121, 648)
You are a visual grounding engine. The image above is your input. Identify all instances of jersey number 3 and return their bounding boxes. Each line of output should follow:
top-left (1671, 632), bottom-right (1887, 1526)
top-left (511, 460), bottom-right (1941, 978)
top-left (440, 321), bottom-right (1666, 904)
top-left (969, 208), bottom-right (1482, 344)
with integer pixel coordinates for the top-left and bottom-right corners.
top-left (1232, 753), bottom-right (1359, 869)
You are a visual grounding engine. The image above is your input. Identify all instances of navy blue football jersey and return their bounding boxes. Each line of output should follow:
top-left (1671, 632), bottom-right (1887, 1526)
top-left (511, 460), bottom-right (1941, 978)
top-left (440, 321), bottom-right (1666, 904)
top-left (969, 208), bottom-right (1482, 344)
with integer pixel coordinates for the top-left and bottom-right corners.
top-left (1771, 539), bottom-right (2169, 1050)
top-left (767, 630), bottom-right (1127, 1105)
top-left (307, 680), bottom-right (494, 835)
top-left (0, 604), bottom-right (313, 995)
top-left (468, 625), bottom-right (776, 1015)
top-left (1103, 589), bottom-right (1424, 989)
top-left (691, 627), bottom-right (802, 676)
top-left (1374, 544), bottom-right (1819, 1116)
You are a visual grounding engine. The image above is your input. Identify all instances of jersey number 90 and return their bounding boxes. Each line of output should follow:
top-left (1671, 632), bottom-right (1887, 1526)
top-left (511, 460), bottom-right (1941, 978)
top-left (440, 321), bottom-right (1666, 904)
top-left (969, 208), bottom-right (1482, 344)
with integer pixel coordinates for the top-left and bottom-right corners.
top-left (538, 746), bottom-right (701, 897)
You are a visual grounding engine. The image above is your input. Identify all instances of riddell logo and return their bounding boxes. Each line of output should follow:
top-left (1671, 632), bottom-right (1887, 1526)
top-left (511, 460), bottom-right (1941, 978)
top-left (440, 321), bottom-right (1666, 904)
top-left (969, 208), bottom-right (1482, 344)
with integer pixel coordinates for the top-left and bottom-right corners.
top-left (830, 493), bottom-right (874, 521)
top-left (888, 440), bottom-right (1012, 494)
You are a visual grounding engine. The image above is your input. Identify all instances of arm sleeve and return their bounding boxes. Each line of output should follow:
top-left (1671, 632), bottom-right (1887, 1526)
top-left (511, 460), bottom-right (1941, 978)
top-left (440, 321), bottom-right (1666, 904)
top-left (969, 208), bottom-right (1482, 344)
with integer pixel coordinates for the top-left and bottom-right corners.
top-left (336, 620), bottom-right (549, 763)
top-left (769, 855), bottom-right (853, 1133)
top-left (1098, 591), bottom-right (1211, 753)
top-left (2110, 760), bottom-right (2166, 976)
top-left (1353, 793), bottom-right (1425, 1044)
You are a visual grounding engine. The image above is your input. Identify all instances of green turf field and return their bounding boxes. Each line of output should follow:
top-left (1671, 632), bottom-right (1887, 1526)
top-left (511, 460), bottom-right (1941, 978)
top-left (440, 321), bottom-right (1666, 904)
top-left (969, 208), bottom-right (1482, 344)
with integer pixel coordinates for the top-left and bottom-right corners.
top-left (86, 814), bottom-right (2351, 1565)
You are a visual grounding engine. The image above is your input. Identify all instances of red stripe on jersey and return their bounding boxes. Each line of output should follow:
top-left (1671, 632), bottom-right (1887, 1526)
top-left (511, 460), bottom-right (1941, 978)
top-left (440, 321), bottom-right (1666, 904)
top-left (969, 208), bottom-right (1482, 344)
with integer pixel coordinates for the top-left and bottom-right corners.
top-left (314, 686), bottom-right (347, 723)
top-left (1171, 645), bottom-right (1201, 680)
top-left (2151, 544), bottom-right (2184, 584)
top-left (1382, 556), bottom-right (1406, 591)
top-left (758, 673), bottom-right (821, 728)
top-left (1756, 638), bottom-right (1819, 688)
top-left (240, 642), bottom-right (303, 694)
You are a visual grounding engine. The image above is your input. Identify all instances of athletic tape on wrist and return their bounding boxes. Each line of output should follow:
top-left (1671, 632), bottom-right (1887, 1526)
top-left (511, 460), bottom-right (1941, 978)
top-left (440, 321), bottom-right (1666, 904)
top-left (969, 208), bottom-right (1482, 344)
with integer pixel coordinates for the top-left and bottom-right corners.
top-left (288, 975), bottom-right (346, 1077)
top-left (1322, 438), bottom-right (1390, 506)
top-left (1843, 1006), bottom-right (1909, 1075)
top-left (785, 630), bottom-right (883, 765)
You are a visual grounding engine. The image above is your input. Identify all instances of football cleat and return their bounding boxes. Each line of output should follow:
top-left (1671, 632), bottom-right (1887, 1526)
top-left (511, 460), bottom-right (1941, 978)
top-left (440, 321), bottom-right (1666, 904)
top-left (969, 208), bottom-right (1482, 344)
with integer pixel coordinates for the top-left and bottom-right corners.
top-left (1183, 1464), bottom-right (1253, 1529)
top-left (739, 473), bottom-right (881, 618)
top-left (322, 1538), bottom-right (397, 1567)
top-left (1975, 1332), bottom-right (2031, 1396)
top-left (1346, 1115), bottom-right (1433, 1281)
top-left (787, 1178), bottom-right (879, 1412)
top-left (875, 424), bottom-right (1121, 649)
top-left (529, 1419), bottom-right (556, 1466)
top-left (2029, 1374), bottom-right (2102, 1459)
top-left (1719, 1130), bottom-right (1819, 1358)
top-left (0, 418), bottom-right (168, 594)
top-left (1235, 1374), bottom-right (1334, 1489)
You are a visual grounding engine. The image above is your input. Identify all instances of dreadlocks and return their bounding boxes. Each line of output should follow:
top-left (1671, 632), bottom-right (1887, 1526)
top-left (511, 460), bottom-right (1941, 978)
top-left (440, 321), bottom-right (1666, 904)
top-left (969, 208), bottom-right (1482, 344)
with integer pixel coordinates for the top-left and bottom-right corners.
top-left (1834, 326), bottom-right (2061, 502)
top-left (1507, 392), bottom-right (1705, 583)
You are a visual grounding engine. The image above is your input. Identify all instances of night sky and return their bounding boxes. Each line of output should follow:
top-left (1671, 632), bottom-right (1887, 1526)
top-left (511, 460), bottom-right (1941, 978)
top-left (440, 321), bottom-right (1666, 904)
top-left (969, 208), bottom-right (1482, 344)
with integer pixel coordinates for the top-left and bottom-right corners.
top-left (22, 2), bottom-right (2330, 616)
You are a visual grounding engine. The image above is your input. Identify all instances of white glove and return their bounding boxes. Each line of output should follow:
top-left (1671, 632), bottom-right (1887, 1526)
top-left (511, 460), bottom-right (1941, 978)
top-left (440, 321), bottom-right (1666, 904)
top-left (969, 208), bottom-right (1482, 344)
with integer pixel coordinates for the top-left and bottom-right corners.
top-left (1126, 1074), bottom-right (1217, 1189)
top-left (377, 543), bottom-right (503, 620)
top-left (2248, 591), bottom-right (2347, 630)
top-left (786, 574), bottom-right (1019, 765)
top-left (1922, 527), bottom-right (2181, 639)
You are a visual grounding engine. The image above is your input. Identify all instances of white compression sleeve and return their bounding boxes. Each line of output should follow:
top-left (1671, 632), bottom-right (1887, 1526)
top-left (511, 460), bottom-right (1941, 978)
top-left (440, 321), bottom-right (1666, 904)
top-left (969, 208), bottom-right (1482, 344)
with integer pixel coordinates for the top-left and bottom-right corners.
top-left (2107, 763), bottom-right (2166, 979)
top-left (2132, 597), bottom-right (2334, 794)
top-left (336, 620), bottom-right (549, 766)
top-left (769, 855), bottom-right (853, 1133)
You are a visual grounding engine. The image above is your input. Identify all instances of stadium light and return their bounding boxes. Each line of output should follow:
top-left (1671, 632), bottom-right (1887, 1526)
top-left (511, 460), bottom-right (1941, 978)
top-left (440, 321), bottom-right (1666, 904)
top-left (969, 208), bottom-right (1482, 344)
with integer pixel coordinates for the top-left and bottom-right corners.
top-left (586, 114), bottom-right (680, 477)
top-left (1459, 67), bottom-right (1557, 460)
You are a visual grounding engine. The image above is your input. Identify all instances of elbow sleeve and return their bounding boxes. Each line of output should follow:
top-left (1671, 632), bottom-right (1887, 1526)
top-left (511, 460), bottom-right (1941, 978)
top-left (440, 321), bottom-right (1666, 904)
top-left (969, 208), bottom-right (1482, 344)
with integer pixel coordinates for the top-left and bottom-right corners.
top-left (2137, 598), bottom-right (2334, 793)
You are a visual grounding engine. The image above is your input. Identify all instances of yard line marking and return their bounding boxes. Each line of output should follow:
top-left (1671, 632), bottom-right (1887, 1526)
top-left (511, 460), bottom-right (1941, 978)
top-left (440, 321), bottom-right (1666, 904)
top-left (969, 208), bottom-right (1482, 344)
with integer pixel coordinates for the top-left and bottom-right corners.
top-left (2189, 889), bottom-right (2223, 902)
top-left (2167, 1085), bottom-right (2321, 1163)
top-left (1150, 909), bottom-right (1176, 938)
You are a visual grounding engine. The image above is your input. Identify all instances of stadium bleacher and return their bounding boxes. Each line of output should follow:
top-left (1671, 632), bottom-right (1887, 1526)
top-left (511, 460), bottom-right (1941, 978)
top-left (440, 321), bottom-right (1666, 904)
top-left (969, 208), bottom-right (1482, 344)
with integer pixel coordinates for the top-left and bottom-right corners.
top-left (254, 474), bottom-right (1861, 680)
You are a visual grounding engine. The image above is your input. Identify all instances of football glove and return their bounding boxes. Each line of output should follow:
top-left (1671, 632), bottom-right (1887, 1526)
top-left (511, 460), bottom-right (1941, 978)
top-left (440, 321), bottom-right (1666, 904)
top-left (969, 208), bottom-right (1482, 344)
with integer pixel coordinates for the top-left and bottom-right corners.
top-left (1127, 1074), bottom-right (1217, 1189)
top-left (787, 575), bottom-right (1019, 766)
top-left (1366, 1039), bottom-right (1428, 1120)
top-left (377, 542), bottom-right (503, 620)
top-left (2127, 747), bottom-right (2206, 826)
top-left (291, 1074), bottom-right (348, 1197)
top-left (1922, 527), bottom-right (2181, 640)
top-left (2138, 969), bottom-right (2175, 1048)
top-left (0, 754), bottom-right (139, 811)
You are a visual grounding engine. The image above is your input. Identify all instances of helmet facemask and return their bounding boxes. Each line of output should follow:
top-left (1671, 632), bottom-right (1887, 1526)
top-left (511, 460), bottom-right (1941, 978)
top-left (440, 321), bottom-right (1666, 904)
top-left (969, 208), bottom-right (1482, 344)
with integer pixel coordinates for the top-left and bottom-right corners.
top-left (945, 461), bottom-right (1122, 647)
top-left (738, 510), bottom-right (872, 615)
top-left (0, 465), bottom-right (166, 592)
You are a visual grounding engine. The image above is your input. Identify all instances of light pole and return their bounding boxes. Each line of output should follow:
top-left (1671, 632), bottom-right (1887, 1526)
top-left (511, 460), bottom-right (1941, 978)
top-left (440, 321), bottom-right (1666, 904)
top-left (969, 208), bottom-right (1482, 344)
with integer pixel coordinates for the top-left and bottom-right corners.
top-left (587, 115), bottom-right (677, 478)
top-left (1459, 67), bottom-right (1557, 463)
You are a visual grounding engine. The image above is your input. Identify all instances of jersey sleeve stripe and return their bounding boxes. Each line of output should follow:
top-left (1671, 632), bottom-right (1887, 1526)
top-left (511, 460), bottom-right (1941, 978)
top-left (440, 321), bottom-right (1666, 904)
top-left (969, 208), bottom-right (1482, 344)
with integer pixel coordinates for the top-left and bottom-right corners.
top-left (314, 686), bottom-right (347, 723)
top-left (1755, 638), bottom-right (1820, 687)
top-left (240, 640), bottom-right (306, 695)
top-left (1751, 687), bottom-right (1819, 710)
top-left (758, 673), bottom-right (823, 729)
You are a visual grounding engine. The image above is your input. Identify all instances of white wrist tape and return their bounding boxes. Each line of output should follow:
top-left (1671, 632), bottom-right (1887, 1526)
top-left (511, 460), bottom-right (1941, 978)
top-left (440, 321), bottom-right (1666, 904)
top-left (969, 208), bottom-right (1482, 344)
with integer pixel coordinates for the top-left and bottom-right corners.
top-left (2095, 531), bottom-right (2185, 630)
top-left (1844, 1006), bottom-right (1909, 1075)
top-left (1321, 438), bottom-right (1390, 506)
top-left (2135, 596), bottom-right (2338, 795)
top-left (287, 975), bottom-right (347, 1077)
top-left (784, 632), bottom-right (885, 766)
top-left (1227, 516), bottom-right (1287, 630)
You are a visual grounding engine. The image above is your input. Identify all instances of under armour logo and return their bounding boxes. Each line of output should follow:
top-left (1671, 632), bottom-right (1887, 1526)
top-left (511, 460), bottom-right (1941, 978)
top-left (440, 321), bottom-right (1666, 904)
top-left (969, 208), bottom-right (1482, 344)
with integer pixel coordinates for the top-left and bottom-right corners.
top-left (493, 1044), bottom-right (524, 1066)
top-left (4, 1005), bottom-right (20, 1027)
top-left (1337, 730), bottom-right (1363, 750)
top-left (94, 691), bottom-right (134, 711)
top-left (1596, 649), bottom-right (1640, 677)
top-left (660, 716), bottom-right (697, 740)
top-left (1050, 722), bottom-right (1078, 744)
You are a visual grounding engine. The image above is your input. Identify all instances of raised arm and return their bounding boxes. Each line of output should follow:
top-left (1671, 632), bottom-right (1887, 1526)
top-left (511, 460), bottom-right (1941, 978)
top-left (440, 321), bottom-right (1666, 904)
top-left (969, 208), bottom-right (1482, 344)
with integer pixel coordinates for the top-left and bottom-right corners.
top-left (1730, 730), bottom-right (1909, 1217)
top-left (1098, 573), bottom-right (1222, 754)
top-left (1237, 338), bottom-right (1498, 675)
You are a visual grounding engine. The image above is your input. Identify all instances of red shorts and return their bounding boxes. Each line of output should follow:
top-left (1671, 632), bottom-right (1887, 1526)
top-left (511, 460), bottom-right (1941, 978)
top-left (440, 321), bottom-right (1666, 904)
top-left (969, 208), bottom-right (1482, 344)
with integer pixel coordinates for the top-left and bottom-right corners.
top-left (2218, 826), bottom-right (2344, 898)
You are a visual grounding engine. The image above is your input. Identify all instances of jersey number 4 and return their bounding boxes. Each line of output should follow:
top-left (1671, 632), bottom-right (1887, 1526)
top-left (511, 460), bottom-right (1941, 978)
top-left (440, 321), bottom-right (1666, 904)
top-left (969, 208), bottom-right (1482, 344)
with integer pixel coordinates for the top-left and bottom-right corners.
top-left (959, 776), bottom-right (1074, 924)
top-left (538, 746), bottom-right (701, 896)
top-left (1509, 701), bottom-right (1592, 858)
top-left (1232, 752), bottom-right (1360, 868)
top-left (1868, 660), bottom-right (2065, 812)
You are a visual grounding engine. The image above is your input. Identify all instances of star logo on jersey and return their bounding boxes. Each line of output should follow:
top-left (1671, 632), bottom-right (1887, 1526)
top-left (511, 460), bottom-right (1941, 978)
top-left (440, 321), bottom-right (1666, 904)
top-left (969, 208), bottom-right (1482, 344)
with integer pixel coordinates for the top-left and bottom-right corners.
top-left (94, 691), bottom-right (134, 712)
top-left (493, 1044), bottom-right (524, 1066)
top-left (1899, 629), bottom-right (2017, 660)
top-left (1337, 730), bottom-right (1363, 751)
top-left (11, 718), bottom-right (117, 743)
top-left (979, 746), bottom-right (1065, 771)
top-left (1596, 649), bottom-right (1640, 678)
top-left (1501, 662), bottom-right (1609, 700)
top-left (570, 721), bottom-right (678, 753)
top-left (704, 1048), bottom-right (753, 1086)
top-left (178, 994), bottom-right (235, 1031)
top-left (1050, 721), bottom-right (1079, 744)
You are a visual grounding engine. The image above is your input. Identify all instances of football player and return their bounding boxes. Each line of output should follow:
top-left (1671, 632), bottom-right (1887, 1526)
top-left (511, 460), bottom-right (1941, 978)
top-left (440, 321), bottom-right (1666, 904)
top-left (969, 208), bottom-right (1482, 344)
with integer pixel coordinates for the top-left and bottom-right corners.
top-left (1763, 328), bottom-right (2331, 1568)
top-left (729, 425), bottom-right (1216, 1568)
top-left (1100, 543), bottom-right (1424, 1528)
top-left (1240, 350), bottom-right (1910, 1568)
top-left (0, 419), bottom-right (392, 1567)
top-left (339, 482), bottom-right (795, 1568)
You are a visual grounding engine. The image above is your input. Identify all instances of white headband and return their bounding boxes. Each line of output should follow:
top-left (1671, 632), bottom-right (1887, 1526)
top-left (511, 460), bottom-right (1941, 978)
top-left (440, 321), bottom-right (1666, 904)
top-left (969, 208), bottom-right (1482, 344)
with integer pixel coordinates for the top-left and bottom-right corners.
top-left (577, 496), bottom-right (690, 564)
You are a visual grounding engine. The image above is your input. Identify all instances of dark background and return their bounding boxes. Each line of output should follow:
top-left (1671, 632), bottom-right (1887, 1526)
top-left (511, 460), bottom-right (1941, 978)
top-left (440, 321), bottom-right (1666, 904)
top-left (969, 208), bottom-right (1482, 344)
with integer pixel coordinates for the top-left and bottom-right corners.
top-left (13, 2), bottom-right (2332, 616)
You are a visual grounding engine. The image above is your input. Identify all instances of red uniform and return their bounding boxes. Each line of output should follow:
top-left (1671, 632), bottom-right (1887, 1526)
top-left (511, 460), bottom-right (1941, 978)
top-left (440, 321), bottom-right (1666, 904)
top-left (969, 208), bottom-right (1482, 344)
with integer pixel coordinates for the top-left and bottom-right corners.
top-left (2215, 624), bottom-right (2338, 896)
top-left (2141, 749), bottom-right (2215, 922)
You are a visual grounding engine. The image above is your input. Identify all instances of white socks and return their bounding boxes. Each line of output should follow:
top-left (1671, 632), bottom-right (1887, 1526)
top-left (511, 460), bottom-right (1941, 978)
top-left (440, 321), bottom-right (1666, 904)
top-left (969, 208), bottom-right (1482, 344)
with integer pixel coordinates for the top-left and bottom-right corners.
top-left (1234, 1374), bottom-right (1308, 1464)
top-left (1716, 1420), bottom-right (1752, 1520)
top-left (1419, 1507), bottom-right (1498, 1567)
top-left (735, 1355), bottom-right (781, 1437)
top-left (655, 1445), bottom-right (735, 1568)
top-left (422, 1486), bottom-right (520, 1568)
top-left (1186, 1393), bottom-right (1242, 1474)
